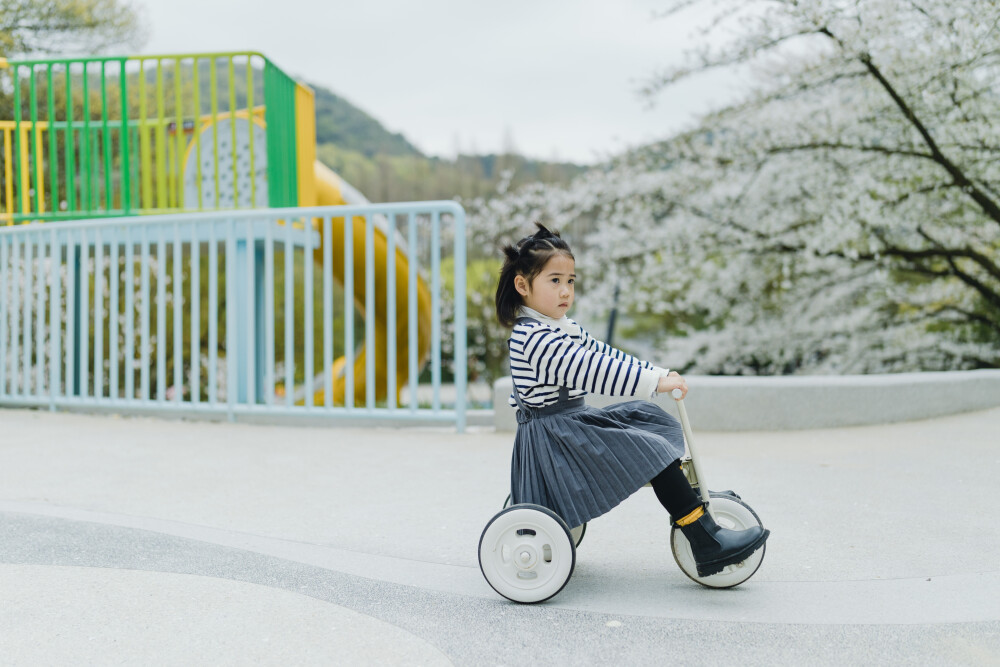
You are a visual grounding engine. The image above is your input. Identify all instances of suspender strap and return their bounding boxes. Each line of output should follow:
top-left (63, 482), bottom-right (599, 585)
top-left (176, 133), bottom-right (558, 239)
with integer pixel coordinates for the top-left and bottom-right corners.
top-left (509, 317), bottom-right (575, 422)
top-left (507, 338), bottom-right (531, 422)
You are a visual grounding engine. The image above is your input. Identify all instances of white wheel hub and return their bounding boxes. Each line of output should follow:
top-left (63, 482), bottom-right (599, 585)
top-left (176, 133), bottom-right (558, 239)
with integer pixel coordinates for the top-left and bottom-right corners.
top-left (515, 545), bottom-right (536, 569)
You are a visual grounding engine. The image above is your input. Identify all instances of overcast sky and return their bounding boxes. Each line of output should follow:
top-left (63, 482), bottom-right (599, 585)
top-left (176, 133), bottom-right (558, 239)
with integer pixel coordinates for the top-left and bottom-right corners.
top-left (135, 1), bottom-right (740, 164)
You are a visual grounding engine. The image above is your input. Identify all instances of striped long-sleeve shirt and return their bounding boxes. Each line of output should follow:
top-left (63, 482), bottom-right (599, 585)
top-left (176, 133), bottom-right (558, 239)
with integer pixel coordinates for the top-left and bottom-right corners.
top-left (508, 316), bottom-right (667, 408)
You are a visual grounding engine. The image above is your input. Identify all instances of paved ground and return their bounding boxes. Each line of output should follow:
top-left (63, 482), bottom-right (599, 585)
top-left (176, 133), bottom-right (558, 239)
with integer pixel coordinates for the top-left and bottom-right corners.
top-left (1, 404), bottom-right (999, 665)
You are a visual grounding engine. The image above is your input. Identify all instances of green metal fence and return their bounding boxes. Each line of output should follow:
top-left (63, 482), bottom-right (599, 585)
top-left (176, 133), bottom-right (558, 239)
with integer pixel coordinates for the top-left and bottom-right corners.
top-left (0, 52), bottom-right (301, 225)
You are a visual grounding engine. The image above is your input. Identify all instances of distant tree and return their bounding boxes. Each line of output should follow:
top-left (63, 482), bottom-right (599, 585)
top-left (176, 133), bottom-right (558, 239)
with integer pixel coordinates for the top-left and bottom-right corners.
top-left (472, 0), bottom-right (1000, 374)
top-left (0, 0), bottom-right (145, 58)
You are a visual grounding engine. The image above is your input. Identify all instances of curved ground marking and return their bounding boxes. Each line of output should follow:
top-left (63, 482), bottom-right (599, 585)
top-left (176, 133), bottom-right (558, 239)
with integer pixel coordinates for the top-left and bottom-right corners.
top-left (0, 563), bottom-right (454, 666)
top-left (2, 501), bottom-right (997, 626)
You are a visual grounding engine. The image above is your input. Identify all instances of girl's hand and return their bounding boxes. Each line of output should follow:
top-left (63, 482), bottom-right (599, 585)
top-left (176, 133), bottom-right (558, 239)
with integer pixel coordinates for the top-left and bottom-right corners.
top-left (657, 371), bottom-right (688, 400)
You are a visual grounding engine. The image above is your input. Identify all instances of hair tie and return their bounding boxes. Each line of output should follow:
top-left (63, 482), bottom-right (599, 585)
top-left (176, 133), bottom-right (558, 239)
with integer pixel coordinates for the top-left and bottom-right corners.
top-left (512, 223), bottom-right (560, 257)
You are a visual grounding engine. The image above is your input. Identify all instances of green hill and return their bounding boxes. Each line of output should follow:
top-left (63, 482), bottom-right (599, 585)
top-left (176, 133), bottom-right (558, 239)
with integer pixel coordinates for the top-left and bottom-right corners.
top-left (308, 80), bottom-right (588, 203)
top-left (312, 85), bottom-right (423, 158)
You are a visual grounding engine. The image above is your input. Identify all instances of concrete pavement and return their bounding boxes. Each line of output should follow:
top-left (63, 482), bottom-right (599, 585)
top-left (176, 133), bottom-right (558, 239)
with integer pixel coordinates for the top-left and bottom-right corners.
top-left (1, 405), bottom-right (999, 665)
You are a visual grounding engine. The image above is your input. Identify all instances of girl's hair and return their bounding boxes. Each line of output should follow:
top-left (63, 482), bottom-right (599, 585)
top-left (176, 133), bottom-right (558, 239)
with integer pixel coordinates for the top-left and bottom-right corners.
top-left (495, 222), bottom-right (575, 327)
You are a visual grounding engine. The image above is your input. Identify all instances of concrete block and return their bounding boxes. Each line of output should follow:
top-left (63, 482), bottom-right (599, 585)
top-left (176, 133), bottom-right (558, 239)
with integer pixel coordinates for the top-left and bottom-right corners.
top-left (493, 370), bottom-right (1000, 431)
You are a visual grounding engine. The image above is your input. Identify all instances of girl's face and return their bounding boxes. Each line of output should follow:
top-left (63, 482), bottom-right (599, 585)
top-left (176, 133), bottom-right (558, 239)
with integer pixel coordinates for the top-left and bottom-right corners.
top-left (515, 253), bottom-right (575, 319)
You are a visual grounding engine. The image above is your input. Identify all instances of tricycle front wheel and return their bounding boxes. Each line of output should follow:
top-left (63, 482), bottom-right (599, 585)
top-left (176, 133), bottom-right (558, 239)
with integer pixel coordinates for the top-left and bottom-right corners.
top-left (670, 492), bottom-right (767, 589)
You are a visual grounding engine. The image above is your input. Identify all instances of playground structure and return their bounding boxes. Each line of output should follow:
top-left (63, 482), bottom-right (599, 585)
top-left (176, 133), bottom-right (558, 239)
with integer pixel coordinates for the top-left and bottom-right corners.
top-left (0, 52), bottom-right (465, 425)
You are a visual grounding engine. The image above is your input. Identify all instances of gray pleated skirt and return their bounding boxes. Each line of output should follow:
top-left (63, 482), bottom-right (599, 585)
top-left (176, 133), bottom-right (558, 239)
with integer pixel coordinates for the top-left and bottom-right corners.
top-left (510, 398), bottom-right (686, 528)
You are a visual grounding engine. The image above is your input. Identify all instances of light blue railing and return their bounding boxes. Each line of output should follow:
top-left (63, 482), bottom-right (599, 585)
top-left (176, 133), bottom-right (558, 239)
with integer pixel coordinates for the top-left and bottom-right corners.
top-left (0, 202), bottom-right (468, 430)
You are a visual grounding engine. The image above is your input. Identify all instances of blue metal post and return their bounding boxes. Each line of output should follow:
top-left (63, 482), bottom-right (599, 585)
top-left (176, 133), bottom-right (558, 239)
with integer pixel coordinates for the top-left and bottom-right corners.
top-left (94, 230), bottom-right (104, 399)
top-left (235, 235), bottom-right (249, 403)
top-left (431, 212), bottom-right (441, 412)
top-left (386, 213), bottom-right (396, 410)
top-left (407, 213), bottom-right (417, 410)
top-left (365, 214), bottom-right (375, 408)
top-left (304, 218), bottom-right (314, 408)
top-left (255, 240), bottom-right (266, 404)
top-left (453, 206), bottom-right (467, 432)
top-left (322, 217), bottom-right (332, 408)
top-left (49, 228), bottom-right (59, 409)
top-left (73, 241), bottom-right (84, 397)
top-left (343, 216), bottom-right (353, 408)
top-left (0, 238), bottom-right (7, 398)
top-left (264, 224), bottom-right (275, 405)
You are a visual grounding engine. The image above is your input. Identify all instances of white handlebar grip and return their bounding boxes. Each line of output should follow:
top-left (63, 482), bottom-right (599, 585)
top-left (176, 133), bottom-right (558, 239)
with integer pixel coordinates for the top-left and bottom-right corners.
top-left (671, 388), bottom-right (683, 400)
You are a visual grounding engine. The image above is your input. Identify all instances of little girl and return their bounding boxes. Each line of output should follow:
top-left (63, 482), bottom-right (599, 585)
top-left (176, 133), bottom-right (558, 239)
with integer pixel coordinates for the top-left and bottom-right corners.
top-left (495, 223), bottom-right (769, 577)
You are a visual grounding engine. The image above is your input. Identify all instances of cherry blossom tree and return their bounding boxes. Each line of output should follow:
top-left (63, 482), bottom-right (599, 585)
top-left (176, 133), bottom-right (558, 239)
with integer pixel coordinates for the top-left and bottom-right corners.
top-left (471, 0), bottom-right (1000, 374)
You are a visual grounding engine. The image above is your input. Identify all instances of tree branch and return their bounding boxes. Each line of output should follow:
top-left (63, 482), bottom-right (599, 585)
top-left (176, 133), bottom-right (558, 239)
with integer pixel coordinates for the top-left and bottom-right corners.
top-left (766, 141), bottom-right (935, 161)
top-left (852, 46), bottom-right (1000, 227)
top-left (884, 182), bottom-right (958, 208)
top-left (930, 304), bottom-right (1000, 337)
top-left (916, 225), bottom-right (1000, 284)
top-left (644, 26), bottom-right (825, 95)
top-left (941, 255), bottom-right (1000, 311)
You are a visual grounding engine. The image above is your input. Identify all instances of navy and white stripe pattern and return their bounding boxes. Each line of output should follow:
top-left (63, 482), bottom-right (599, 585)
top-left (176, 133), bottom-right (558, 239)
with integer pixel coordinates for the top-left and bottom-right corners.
top-left (508, 318), bottom-right (660, 408)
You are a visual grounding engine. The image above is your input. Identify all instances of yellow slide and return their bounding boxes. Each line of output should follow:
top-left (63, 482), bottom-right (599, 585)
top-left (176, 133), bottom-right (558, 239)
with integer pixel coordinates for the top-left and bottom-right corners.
top-left (310, 161), bottom-right (433, 406)
top-left (182, 92), bottom-right (431, 407)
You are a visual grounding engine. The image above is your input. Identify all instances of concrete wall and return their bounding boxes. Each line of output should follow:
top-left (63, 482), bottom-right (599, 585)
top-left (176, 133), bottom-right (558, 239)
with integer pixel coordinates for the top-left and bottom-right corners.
top-left (492, 370), bottom-right (1000, 431)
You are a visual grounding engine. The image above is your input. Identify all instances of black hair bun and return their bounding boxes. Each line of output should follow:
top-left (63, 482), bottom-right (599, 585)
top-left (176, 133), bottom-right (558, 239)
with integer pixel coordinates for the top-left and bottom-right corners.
top-left (533, 222), bottom-right (559, 239)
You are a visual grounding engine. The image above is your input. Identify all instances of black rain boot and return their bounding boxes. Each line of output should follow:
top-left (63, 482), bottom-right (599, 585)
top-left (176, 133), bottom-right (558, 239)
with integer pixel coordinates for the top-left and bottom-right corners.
top-left (676, 507), bottom-right (770, 577)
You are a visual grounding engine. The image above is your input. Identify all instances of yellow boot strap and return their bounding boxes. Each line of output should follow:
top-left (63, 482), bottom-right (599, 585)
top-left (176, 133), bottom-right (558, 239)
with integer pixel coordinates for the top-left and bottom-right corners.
top-left (676, 505), bottom-right (705, 527)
